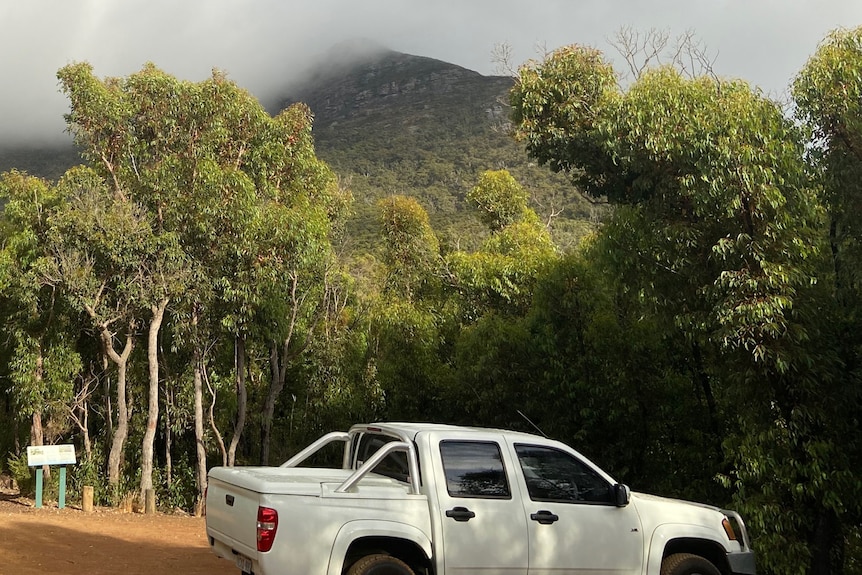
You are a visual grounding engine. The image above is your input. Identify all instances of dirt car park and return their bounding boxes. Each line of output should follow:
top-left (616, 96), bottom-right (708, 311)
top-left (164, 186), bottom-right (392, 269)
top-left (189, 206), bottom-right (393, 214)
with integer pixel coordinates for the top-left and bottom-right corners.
top-left (0, 490), bottom-right (234, 575)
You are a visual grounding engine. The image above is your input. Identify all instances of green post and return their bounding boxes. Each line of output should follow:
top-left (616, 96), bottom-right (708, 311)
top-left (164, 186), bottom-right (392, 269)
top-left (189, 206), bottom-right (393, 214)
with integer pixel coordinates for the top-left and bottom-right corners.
top-left (35, 468), bottom-right (43, 509)
top-left (59, 467), bottom-right (67, 509)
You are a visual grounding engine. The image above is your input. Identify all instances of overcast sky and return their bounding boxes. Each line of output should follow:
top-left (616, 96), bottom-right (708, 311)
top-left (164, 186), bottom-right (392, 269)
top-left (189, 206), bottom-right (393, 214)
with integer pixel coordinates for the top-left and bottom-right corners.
top-left (2, 0), bottom-right (861, 145)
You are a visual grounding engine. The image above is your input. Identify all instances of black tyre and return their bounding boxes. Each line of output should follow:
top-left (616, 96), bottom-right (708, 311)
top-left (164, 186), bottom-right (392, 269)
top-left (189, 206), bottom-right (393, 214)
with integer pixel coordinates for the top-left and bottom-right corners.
top-left (661, 553), bottom-right (721, 575)
top-left (347, 554), bottom-right (415, 575)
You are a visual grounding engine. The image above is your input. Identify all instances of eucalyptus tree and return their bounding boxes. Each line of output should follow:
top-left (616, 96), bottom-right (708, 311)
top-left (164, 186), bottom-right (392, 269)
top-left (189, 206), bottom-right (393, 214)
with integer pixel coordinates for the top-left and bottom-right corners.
top-left (447, 169), bottom-right (556, 317)
top-left (251, 105), bottom-right (349, 466)
top-left (371, 195), bottom-right (450, 419)
top-left (437, 170), bottom-right (557, 427)
top-left (510, 45), bottom-right (840, 573)
top-left (0, 171), bottom-right (82, 466)
top-left (369, 174), bottom-right (557, 424)
top-left (794, 26), bottom-right (862, 321)
top-left (50, 163), bottom-right (189, 505)
top-left (466, 169), bottom-right (531, 232)
top-left (793, 25), bottom-right (862, 574)
top-left (379, 195), bottom-right (442, 301)
top-left (58, 63), bottom-right (349, 488)
top-left (48, 166), bottom-right (153, 493)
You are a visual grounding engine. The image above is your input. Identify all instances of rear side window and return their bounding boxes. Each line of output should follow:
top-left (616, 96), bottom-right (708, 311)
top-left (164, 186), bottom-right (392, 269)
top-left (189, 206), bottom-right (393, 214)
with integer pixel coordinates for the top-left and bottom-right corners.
top-left (440, 441), bottom-right (510, 499)
top-left (354, 433), bottom-right (410, 483)
top-left (514, 444), bottom-right (613, 504)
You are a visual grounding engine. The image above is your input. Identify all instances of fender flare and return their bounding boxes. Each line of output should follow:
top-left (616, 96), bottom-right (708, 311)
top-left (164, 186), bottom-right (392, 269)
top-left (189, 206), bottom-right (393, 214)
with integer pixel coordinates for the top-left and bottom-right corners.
top-left (645, 523), bottom-right (731, 575)
top-left (326, 520), bottom-right (434, 575)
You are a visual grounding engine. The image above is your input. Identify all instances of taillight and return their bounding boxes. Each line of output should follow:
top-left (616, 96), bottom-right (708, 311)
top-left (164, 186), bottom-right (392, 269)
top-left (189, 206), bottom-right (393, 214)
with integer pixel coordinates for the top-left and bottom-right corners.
top-left (257, 506), bottom-right (278, 552)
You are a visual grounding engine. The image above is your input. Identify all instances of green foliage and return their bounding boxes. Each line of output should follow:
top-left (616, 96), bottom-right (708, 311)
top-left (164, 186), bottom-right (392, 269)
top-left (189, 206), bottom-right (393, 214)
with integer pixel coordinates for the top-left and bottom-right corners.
top-left (0, 170), bottom-right (83, 439)
top-left (514, 45), bottom-right (823, 370)
top-left (155, 454), bottom-right (198, 511)
top-left (6, 452), bottom-right (34, 496)
top-left (50, 165), bottom-right (173, 315)
top-left (510, 45), bottom-right (620, 192)
top-left (54, 60), bottom-right (350, 474)
top-left (378, 195), bottom-right (441, 300)
top-left (371, 300), bottom-right (450, 419)
top-left (69, 452), bottom-right (110, 506)
top-left (448, 312), bottom-right (535, 426)
top-left (794, 26), bottom-right (862, 326)
top-left (467, 170), bottom-right (530, 231)
top-left (511, 38), bottom-right (860, 574)
top-left (447, 173), bottom-right (556, 316)
top-left (9, 335), bottom-right (80, 415)
top-left (57, 61), bottom-right (345, 337)
top-left (532, 250), bottom-right (727, 499)
top-left (287, 322), bottom-right (384, 449)
top-left (781, 24), bottom-right (862, 575)
top-left (6, 454), bottom-right (61, 502)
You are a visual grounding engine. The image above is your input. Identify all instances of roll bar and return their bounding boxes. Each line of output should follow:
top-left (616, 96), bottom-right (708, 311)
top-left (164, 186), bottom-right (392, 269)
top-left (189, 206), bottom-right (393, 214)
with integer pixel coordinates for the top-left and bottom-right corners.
top-left (334, 440), bottom-right (421, 495)
top-left (280, 432), bottom-right (351, 468)
top-left (280, 431), bottom-right (421, 495)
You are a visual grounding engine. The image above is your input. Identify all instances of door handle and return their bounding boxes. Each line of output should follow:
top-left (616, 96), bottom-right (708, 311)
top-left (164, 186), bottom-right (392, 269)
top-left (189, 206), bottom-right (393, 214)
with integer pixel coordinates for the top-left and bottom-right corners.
top-left (446, 506), bottom-right (476, 522)
top-left (530, 510), bottom-right (559, 524)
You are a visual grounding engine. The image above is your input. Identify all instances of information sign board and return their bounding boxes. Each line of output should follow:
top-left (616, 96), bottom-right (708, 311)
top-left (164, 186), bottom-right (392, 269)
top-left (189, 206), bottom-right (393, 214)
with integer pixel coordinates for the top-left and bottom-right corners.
top-left (26, 444), bottom-right (77, 467)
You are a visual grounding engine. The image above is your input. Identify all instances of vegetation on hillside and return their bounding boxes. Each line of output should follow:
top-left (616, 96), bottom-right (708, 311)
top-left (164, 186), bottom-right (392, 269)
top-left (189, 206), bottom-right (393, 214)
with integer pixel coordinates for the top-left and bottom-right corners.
top-left (283, 49), bottom-right (604, 253)
top-left (0, 144), bottom-right (81, 183)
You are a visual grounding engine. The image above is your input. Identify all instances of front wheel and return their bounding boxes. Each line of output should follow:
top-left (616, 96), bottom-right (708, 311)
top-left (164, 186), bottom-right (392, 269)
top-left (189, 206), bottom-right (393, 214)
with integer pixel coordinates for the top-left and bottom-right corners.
top-left (347, 554), bottom-right (415, 575)
top-left (661, 553), bottom-right (721, 575)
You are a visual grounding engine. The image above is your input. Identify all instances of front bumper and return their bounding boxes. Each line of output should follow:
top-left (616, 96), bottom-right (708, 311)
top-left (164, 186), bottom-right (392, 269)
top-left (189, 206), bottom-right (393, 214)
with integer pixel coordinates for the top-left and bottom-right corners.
top-left (727, 550), bottom-right (756, 575)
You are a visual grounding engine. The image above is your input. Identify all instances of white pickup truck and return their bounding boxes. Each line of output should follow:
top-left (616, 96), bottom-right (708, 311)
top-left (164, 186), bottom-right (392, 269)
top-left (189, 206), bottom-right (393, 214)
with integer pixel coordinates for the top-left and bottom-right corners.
top-left (205, 422), bottom-right (756, 575)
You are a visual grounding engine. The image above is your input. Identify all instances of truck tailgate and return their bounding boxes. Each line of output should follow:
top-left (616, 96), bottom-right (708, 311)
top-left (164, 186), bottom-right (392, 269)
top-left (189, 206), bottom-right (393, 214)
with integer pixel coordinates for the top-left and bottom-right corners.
top-left (206, 471), bottom-right (262, 557)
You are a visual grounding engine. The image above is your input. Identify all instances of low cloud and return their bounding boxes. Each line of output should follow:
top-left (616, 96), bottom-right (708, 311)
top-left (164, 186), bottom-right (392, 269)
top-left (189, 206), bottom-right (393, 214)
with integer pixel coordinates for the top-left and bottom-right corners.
top-left (1, 0), bottom-right (860, 145)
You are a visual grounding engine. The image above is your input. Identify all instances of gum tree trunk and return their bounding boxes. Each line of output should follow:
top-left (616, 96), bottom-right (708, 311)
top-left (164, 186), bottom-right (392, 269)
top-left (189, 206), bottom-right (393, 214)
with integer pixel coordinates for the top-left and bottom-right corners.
top-left (227, 335), bottom-right (247, 467)
top-left (140, 298), bottom-right (168, 507)
top-left (101, 322), bottom-right (135, 498)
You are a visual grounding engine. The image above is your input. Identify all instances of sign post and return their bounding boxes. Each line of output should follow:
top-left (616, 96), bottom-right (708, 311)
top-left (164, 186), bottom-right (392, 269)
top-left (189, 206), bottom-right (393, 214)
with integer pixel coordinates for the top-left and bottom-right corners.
top-left (26, 445), bottom-right (76, 509)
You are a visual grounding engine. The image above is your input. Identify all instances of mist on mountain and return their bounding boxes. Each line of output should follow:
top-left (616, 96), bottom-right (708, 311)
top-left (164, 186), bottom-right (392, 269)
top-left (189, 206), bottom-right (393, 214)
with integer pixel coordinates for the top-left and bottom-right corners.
top-left (0, 47), bottom-right (601, 252)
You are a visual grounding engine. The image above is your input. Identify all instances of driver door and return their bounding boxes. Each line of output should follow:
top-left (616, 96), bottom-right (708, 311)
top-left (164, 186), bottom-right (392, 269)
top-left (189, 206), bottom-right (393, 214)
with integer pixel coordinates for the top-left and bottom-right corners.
top-left (511, 443), bottom-right (643, 575)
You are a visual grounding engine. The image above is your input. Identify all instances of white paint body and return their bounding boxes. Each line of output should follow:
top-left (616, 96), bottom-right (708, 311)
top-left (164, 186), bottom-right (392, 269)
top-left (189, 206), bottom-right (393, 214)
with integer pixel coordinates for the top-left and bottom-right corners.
top-left (205, 423), bottom-right (755, 575)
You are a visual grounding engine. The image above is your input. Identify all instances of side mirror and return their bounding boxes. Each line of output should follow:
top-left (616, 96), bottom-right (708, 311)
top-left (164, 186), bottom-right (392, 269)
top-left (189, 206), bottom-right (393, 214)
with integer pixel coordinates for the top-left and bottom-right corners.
top-left (614, 483), bottom-right (631, 507)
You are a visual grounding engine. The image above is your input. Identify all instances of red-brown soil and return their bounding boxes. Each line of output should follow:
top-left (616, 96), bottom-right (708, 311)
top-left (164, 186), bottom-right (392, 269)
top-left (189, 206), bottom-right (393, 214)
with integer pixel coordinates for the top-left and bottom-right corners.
top-left (0, 494), bottom-right (235, 575)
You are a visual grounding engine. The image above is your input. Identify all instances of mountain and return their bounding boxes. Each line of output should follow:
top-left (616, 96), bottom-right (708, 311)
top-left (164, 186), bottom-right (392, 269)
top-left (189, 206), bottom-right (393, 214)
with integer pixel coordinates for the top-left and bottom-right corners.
top-left (0, 143), bottom-right (81, 183)
top-left (280, 46), bottom-right (600, 253)
top-left (0, 46), bottom-right (601, 253)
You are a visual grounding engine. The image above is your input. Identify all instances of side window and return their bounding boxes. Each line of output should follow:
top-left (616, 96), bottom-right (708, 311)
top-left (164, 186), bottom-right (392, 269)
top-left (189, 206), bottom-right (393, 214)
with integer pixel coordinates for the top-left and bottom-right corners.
top-left (355, 433), bottom-right (410, 483)
top-left (514, 444), bottom-right (613, 504)
top-left (440, 441), bottom-right (511, 499)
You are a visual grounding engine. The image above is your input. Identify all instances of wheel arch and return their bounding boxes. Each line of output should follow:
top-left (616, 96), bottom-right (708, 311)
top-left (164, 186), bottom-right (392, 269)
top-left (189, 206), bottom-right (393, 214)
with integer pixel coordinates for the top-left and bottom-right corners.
top-left (327, 520), bottom-right (433, 575)
top-left (646, 525), bottom-right (732, 575)
top-left (662, 541), bottom-right (730, 574)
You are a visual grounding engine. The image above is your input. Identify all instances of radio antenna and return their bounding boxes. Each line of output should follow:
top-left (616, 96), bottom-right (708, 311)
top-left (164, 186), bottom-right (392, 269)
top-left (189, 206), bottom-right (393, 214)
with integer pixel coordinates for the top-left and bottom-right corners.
top-left (517, 410), bottom-right (548, 438)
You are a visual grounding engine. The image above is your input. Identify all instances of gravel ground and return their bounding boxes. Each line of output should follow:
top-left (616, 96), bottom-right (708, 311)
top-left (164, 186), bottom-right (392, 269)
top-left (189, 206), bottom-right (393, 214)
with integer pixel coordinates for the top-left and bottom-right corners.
top-left (0, 490), bottom-right (235, 575)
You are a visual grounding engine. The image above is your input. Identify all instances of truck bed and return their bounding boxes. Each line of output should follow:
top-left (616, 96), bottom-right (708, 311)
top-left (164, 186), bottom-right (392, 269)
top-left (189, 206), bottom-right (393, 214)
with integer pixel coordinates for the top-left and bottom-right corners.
top-left (206, 465), bottom-right (432, 575)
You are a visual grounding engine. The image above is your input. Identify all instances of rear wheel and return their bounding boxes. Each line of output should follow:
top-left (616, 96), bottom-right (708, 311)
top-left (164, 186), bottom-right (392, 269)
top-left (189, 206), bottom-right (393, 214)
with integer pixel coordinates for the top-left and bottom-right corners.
top-left (661, 553), bottom-right (721, 575)
top-left (347, 554), bottom-right (415, 575)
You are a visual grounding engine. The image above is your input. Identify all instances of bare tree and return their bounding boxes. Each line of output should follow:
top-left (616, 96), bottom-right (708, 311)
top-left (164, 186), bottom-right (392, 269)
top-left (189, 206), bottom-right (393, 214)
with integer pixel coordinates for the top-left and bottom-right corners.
top-left (491, 42), bottom-right (518, 77)
top-left (68, 367), bottom-right (97, 459)
top-left (609, 27), bottom-right (718, 82)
